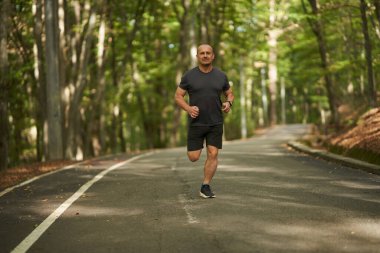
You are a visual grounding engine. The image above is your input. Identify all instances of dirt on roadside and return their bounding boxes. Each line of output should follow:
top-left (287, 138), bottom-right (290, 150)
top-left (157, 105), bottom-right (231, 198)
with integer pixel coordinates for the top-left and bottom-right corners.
top-left (302, 107), bottom-right (380, 165)
top-left (0, 160), bottom-right (76, 191)
top-left (329, 107), bottom-right (380, 155)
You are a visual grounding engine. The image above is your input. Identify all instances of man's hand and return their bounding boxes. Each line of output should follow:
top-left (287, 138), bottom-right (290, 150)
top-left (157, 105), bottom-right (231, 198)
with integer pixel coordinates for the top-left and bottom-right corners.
top-left (188, 106), bottom-right (199, 118)
top-left (222, 102), bottom-right (231, 113)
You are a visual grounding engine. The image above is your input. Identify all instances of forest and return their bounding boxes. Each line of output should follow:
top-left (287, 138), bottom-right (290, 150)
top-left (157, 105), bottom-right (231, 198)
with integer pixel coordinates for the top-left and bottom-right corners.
top-left (0, 0), bottom-right (379, 170)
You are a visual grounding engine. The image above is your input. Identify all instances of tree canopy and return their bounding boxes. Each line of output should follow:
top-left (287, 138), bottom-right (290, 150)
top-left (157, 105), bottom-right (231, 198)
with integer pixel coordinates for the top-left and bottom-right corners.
top-left (0, 0), bottom-right (379, 169)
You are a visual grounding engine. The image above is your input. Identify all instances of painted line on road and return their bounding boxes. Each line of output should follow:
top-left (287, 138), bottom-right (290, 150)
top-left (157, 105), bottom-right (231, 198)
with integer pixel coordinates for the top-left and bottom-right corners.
top-left (11, 152), bottom-right (154, 253)
top-left (173, 158), bottom-right (199, 224)
top-left (178, 194), bottom-right (199, 224)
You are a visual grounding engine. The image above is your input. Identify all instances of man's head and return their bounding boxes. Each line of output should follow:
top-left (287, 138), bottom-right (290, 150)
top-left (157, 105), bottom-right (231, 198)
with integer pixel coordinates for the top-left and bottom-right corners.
top-left (196, 44), bottom-right (215, 67)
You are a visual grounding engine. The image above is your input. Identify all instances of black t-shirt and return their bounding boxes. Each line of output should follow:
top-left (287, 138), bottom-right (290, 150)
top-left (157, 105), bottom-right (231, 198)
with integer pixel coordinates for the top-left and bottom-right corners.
top-left (179, 66), bottom-right (230, 126)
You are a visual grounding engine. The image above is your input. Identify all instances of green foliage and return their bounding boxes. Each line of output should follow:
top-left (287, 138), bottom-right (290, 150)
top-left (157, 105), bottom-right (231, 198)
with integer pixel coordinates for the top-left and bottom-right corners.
top-left (3, 0), bottom-right (380, 164)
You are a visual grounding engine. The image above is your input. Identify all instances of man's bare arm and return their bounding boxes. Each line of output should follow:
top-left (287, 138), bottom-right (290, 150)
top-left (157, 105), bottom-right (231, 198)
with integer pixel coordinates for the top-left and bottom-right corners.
top-left (222, 87), bottom-right (234, 113)
top-left (174, 87), bottom-right (199, 118)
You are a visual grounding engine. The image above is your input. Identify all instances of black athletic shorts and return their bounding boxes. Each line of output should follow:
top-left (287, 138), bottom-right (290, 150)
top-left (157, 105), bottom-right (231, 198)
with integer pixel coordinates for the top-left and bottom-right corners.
top-left (187, 124), bottom-right (223, 151)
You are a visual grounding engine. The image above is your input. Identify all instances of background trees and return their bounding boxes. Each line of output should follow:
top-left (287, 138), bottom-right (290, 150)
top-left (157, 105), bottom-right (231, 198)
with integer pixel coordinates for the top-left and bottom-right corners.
top-left (0, 0), bottom-right (378, 169)
top-left (0, 0), bottom-right (11, 170)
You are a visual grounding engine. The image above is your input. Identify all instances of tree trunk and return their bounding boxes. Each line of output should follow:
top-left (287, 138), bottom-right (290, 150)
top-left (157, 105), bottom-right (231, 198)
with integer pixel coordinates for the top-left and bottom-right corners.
top-left (45, 0), bottom-right (64, 160)
top-left (280, 77), bottom-right (286, 124)
top-left (130, 61), bottom-right (151, 149)
top-left (267, 30), bottom-right (279, 126)
top-left (304, 0), bottom-right (338, 126)
top-left (197, 0), bottom-right (211, 43)
top-left (374, 0), bottom-right (380, 24)
top-left (211, 0), bottom-right (227, 55)
top-left (109, 3), bottom-right (125, 153)
top-left (267, 0), bottom-right (278, 125)
top-left (360, 0), bottom-right (377, 107)
top-left (260, 68), bottom-right (269, 127)
top-left (85, 18), bottom-right (107, 157)
top-left (33, 0), bottom-right (47, 161)
top-left (172, 0), bottom-right (196, 146)
top-left (239, 60), bottom-right (247, 138)
top-left (113, 0), bottom-right (147, 151)
top-left (65, 8), bottom-right (97, 159)
top-left (197, 0), bottom-right (227, 59)
top-left (58, 0), bottom-right (68, 152)
top-left (0, 0), bottom-right (11, 170)
top-left (118, 109), bottom-right (126, 152)
top-left (266, 0), bottom-right (296, 125)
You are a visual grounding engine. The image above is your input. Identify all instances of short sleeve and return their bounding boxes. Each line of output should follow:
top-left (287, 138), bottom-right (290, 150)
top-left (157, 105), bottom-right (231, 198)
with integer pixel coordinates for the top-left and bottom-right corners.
top-left (223, 74), bottom-right (230, 91)
top-left (179, 74), bottom-right (189, 90)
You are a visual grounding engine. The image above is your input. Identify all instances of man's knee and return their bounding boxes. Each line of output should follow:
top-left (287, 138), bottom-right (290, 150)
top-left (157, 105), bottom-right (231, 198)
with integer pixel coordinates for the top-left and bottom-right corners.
top-left (207, 146), bottom-right (219, 159)
top-left (188, 156), bottom-right (199, 162)
top-left (187, 150), bottom-right (201, 162)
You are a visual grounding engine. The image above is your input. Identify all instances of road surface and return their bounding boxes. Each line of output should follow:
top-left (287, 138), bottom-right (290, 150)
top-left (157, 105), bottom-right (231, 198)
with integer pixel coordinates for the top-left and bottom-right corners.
top-left (1, 125), bottom-right (380, 253)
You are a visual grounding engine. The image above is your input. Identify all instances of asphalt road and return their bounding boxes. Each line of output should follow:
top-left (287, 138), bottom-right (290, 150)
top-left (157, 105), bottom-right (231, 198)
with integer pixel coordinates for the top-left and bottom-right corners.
top-left (1, 124), bottom-right (380, 253)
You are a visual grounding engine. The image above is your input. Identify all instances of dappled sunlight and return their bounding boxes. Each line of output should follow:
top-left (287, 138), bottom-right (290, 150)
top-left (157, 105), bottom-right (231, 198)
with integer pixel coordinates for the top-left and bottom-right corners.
top-left (127, 162), bottom-right (170, 171)
top-left (218, 193), bottom-right (317, 211)
top-left (218, 164), bottom-right (278, 173)
top-left (222, 151), bottom-right (286, 156)
top-left (332, 193), bottom-right (380, 205)
top-left (256, 219), bottom-right (380, 253)
top-left (192, 192), bottom-right (380, 252)
top-left (63, 205), bottom-right (144, 218)
top-left (25, 200), bottom-right (144, 218)
top-left (346, 218), bottom-right (380, 239)
top-left (2, 125), bottom-right (380, 253)
top-left (332, 180), bottom-right (380, 190)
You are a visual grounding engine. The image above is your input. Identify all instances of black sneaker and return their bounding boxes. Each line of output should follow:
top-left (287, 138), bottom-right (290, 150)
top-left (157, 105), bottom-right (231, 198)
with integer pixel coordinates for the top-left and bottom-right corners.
top-left (200, 184), bottom-right (216, 198)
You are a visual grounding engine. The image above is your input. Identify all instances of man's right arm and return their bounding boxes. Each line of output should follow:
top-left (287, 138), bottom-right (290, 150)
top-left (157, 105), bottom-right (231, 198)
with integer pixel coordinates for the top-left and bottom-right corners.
top-left (174, 87), bottom-right (199, 118)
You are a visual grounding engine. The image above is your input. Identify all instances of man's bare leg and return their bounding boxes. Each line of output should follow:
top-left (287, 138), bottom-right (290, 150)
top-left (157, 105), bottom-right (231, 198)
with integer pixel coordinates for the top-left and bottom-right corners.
top-left (187, 149), bottom-right (202, 162)
top-left (203, 145), bottom-right (218, 184)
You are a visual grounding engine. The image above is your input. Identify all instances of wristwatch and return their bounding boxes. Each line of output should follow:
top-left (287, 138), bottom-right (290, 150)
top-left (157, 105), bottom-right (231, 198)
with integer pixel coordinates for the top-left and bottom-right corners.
top-left (227, 101), bottom-right (233, 107)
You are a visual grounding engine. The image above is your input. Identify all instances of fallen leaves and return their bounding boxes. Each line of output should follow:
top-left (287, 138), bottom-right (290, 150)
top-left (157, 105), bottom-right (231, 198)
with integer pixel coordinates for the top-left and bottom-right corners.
top-left (330, 107), bottom-right (380, 155)
top-left (0, 160), bottom-right (76, 191)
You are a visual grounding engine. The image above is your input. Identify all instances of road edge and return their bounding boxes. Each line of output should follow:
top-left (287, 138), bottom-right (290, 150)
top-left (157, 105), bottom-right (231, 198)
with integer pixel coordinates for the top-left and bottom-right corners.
top-left (287, 141), bottom-right (380, 176)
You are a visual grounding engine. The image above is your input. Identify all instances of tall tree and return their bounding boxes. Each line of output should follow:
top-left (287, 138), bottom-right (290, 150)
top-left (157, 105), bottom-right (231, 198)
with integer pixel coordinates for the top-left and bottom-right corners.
top-left (108, 0), bottom-right (125, 153)
top-left (267, 0), bottom-right (279, 125)
top-left (45, 0), bottom-right (63, 159)
top-left (65, 3), bottom-right (99, 159)
top-left (374, 0), bottom-right (380, 24)
top-left (239, 60), bottom-right (247, 138)
top-left (197, 0), bottom-right (228, 56)
top-left (302, 0), bottom-right (339, 126)
top-left (266, 0), bottom-right (296, 125)
top-left (360, 0), bottom-right (377, 107)
top-left (33, 0), bottom-right (47, 161)
top-left (172, 0), bottom-right (197, 145)
top-left (0, 0), bottom-right (11, 170)
top-left (371, 0), bottom-right (380, 39)
top-left (4, 0), bottom-right (379, 165)
top-left (85, 13), bottom-right (107, 157)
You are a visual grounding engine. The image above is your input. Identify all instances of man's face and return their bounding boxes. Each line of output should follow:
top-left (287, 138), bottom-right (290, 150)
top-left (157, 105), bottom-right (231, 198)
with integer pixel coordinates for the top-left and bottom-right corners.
top-left (197, 45), bottom-right (215, 66)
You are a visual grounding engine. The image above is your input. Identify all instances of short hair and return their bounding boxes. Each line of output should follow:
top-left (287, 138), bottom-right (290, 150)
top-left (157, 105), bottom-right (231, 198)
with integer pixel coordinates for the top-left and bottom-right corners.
top-left (197, 44), bottom-right (214, 54)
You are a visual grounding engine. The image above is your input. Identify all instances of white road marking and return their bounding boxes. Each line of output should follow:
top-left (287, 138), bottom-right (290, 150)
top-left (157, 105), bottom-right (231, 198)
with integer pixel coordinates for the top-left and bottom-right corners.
top-left (178, 194), bottom-right (199, 224)
top-left (11, 152), bottom-right (153, 253)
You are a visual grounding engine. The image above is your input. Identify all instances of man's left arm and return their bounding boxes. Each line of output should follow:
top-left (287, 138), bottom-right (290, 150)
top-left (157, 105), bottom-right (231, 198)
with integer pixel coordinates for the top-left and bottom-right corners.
top-left (222, 87), bottom-right (234, 113)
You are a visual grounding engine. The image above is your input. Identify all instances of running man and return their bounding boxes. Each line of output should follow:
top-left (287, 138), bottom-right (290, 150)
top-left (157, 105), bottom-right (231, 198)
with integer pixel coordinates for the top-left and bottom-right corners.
top-left (174, 44), bottom-right (234, 198)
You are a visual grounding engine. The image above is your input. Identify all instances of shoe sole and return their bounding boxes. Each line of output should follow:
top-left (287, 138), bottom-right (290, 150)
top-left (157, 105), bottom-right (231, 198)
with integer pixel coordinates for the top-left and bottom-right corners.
top-left (199, 191), bottom-right (216, 198)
